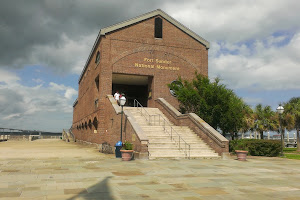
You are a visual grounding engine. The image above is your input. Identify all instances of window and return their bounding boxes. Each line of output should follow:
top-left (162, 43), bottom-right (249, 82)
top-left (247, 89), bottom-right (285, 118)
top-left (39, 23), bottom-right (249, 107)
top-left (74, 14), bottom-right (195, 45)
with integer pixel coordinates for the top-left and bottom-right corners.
top-left (169, 80), bottom-right (183, 97)
top-left (94, 99), bottom-right (99, 109)
top-left (88, 119), bottom-right (92, 129)
top-left (95, 51), bottom-right (100, 64)
top-left (155, 17), bottom-right (163, 38)
top-left (95, 75), bottom-right (99, 91)
top-left (93, 117), bottom-right (98, 130)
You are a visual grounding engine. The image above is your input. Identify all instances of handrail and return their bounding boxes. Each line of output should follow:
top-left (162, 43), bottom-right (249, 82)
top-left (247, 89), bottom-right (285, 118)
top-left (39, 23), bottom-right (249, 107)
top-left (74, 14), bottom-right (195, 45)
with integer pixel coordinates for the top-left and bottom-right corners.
top-left (133, 99), bottom-right (190, 159)
top-left (62, 129), bottom-right (68, 141)
top-left (62, 128), bottom-right (75, 142)
top-left (150, 114), bottom-right (191, 159)
top-left (69, 127), bottom-right (75, 141)
top-left (133, 99), bottom-right (152, 125)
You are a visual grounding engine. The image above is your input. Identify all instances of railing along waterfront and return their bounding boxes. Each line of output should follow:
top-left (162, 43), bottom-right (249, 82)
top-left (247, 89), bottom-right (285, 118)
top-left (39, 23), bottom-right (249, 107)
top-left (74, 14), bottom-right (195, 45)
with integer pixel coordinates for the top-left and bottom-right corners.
top-left (133, 99), bottom-right (190, 159)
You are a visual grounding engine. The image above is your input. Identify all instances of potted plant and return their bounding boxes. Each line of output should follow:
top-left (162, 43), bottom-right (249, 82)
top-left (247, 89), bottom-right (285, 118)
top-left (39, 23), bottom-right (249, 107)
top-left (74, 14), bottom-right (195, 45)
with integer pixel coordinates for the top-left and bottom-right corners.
top-left (235, 150), bottom-right (248, 161)
top-left (235, 142), bottom-right (248, 161)
top-left (120, 141), bottom-right (134, 161)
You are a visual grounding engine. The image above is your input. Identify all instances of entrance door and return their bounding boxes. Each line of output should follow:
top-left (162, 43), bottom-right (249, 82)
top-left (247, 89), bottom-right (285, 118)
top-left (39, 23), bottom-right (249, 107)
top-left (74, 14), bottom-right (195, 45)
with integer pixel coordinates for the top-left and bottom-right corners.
top-left (112, 74), bottom-right (150, 107)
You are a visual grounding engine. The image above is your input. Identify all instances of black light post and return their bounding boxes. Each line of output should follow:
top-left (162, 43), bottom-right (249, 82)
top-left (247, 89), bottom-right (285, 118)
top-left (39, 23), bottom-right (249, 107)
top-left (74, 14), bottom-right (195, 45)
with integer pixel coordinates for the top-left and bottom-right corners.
top-left (276, 104), bottom-right (284, 156)
top-left (115, 95), bottom-right (126, 158)
top-left (119, 96), bottom-right (126, 142)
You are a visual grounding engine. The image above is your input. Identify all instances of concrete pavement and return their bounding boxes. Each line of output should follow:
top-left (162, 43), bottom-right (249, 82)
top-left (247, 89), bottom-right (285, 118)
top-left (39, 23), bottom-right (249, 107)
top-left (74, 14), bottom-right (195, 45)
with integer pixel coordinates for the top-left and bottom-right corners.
top-left (0, 139), bottom-right (300, 199)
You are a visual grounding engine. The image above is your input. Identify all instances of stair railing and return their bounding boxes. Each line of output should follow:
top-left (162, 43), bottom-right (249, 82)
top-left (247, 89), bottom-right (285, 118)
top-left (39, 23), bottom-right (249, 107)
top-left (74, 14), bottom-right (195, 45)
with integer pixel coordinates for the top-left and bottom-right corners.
top-left (151, 114), bottom-right (190, 159)
top-left (68, 127), bottom-right (75, 142)
top-left (133, 99), bottom-right (152, 125)
top-left (62, 129), bottom-right (68, 141)
top-left (133, 99), bottom-right (190, 159)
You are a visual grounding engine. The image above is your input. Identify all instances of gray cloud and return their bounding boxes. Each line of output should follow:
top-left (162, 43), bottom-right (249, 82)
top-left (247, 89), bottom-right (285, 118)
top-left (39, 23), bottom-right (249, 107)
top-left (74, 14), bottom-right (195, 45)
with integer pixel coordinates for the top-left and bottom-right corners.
top-left (0, 0), bottom-right (162, 73)
top-left (1, 0), bottom-right (300, 75)
top-left (0, 75), bottom-right (77, 131)
top-left (1, 0), bottom-right (300, 130)
top-left (0, 88), bottom-right (25, 115)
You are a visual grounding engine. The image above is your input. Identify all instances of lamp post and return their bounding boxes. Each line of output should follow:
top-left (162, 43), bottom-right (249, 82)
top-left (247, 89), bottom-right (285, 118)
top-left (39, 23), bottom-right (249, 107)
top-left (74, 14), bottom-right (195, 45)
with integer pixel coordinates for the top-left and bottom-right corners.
top-left (119, 95), bottom-right (126, 142)
top-left (276, 104), bottom-right (284, 156)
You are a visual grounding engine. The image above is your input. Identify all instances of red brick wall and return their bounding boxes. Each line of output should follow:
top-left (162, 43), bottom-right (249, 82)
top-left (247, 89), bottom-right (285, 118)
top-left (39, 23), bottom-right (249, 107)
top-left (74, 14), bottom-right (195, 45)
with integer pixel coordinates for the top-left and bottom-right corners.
top-left (72, 15), bottom-right (208, 145)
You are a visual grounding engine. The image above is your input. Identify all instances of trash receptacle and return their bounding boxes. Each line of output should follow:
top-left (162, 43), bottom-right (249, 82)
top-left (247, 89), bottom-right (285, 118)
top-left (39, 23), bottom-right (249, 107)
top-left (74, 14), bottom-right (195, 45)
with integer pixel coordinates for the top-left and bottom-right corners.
top-left (115, 141), bottom-right (122, 158)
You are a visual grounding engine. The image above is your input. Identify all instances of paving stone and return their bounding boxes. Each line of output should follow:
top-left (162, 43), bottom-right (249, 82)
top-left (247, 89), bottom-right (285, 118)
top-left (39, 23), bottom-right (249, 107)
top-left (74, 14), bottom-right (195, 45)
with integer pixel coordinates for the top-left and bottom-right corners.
top-left (194, 187), bottom-right (228, 196)
top-left (1, 140), bottom-right (300, 199)
top-left (0, 191), bottom-right (21, 198)
top-left (64, 188), bottom-right (88, 194)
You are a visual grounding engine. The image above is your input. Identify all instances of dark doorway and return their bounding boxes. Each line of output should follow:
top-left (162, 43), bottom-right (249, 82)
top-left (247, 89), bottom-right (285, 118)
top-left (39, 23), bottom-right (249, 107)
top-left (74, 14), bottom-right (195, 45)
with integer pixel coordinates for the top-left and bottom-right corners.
top-left (112, 74), bottom-right (149, 107)
top-left (112, 84), bottom-right (148, 107)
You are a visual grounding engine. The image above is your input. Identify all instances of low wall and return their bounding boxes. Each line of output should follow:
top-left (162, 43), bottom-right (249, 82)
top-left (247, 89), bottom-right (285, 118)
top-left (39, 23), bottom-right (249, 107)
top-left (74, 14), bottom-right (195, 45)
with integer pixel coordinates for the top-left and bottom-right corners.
top-left (1, 135), bottom-right (62, 141)
top-left (105, 95), bottom-right (149, 159)
top-left (0, 135), bottom-right (10, 141)
top-left (155, 98), bottom-right (229, 156)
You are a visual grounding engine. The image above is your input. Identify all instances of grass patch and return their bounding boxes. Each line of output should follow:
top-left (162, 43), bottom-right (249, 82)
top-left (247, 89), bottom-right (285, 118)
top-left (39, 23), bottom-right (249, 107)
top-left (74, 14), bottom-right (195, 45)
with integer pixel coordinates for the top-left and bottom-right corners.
top-left (283, 148), bottom-right (300, 160)
top-left (284, 154), bottom-right (300, 160)
top-left (283, 148), bottom-right (297, 152)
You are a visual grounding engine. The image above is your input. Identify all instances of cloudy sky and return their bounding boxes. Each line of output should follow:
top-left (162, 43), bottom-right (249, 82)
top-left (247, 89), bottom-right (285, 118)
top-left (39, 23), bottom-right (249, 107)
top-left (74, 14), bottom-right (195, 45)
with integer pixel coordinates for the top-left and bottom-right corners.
top-left (0, 0), bottom-right (299, 132)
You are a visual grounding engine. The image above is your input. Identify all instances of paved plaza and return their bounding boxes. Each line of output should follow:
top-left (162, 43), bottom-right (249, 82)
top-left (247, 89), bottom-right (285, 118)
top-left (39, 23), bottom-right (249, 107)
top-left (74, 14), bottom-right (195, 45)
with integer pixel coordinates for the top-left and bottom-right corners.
top-left (0, 139), bottom-right (300, 200)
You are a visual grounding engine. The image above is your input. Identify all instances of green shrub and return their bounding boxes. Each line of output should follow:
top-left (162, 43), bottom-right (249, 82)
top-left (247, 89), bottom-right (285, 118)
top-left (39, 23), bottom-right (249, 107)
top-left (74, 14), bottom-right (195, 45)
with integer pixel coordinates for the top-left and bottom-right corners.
top-left (123, 141), bottom-right (133, 150)
top-left (229, 139), bottom-right (281, 157)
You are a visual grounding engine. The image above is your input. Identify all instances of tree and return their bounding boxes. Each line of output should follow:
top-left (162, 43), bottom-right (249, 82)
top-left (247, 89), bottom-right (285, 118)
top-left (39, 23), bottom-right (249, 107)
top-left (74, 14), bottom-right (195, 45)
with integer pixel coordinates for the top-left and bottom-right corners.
top-left (169, 73), bottom-right (246, 139)
top-left (253, 104), bottom-right (276, 139)
top-left (284, 97), bottom-right (300, 151)
top-left (240, 104), bottom-right (255, 137)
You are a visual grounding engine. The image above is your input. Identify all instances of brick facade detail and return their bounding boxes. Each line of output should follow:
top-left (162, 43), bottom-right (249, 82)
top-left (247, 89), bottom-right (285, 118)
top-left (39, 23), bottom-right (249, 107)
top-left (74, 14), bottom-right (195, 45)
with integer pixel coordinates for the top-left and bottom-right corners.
top-left (72, 12), bottom-right (209, 153)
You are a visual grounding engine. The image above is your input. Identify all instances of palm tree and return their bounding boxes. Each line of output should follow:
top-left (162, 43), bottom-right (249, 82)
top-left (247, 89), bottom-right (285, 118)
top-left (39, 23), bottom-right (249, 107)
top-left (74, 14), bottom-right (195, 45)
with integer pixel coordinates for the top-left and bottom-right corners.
top-left (240, 104), bottom-right (255, 138)
top-left (254, 104), bottom-right (275, 139)
top-left (284, 97), bottom-right (300, 151)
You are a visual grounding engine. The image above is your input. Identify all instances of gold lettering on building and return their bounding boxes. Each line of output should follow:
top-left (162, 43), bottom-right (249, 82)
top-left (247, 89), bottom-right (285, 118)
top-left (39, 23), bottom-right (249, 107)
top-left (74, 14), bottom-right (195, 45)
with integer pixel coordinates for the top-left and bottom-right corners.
top-left (144, 58), bottom-right (154, 62)
top-left (134, 63), bottom-right (155, 68)
top-left (134, 58), bottom-right (179, 71)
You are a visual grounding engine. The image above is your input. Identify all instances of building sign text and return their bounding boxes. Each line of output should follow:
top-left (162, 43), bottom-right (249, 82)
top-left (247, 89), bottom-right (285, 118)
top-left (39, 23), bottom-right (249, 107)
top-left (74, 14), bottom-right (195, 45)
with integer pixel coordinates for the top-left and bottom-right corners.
top-left (134, 58), bottom-right (180, 71)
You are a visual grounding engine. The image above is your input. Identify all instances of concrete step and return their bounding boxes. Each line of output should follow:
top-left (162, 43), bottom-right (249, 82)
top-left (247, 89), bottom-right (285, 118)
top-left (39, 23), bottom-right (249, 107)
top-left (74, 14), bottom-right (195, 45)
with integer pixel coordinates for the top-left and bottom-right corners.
top-left (149, 157), bottom-right (220, 160)
top-left (125, 107), bottom-right (220, 159)
top-left (149, 153), bottom-right (220, 159)
top-left (148, 139), bottom-right (207, 145)
top-left (145, 134), bottom-right (200, 138)
top-left (149, 144), bottom-right (211, 150)
top-left (147, 149), bottom-right (216, 155)
top-left (148, 151), bottom-right (186, 157)
top-left (148, 146), bottom-right (215, 152)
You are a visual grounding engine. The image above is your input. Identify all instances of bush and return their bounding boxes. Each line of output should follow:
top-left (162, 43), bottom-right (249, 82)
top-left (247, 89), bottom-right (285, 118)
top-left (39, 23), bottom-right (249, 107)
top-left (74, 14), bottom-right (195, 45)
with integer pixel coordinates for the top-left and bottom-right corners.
top-left (123, 141), bottom-right (133, 150)
top-left (229, 139), bottom-right (281, 157)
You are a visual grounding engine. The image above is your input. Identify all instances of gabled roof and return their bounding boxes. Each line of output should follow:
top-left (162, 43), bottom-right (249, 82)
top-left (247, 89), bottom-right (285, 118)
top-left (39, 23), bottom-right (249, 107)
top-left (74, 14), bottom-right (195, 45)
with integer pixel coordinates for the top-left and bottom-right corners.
top-left (79, 9), bottom-right (210, 83)
top-left (100, 9), bottom-right (209, 48)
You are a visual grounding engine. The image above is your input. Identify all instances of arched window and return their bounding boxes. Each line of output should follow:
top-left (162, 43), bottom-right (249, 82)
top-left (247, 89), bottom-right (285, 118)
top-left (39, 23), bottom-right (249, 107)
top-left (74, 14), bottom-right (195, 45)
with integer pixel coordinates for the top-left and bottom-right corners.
top-left (93, 117), bottom-right (98, 130)
top-left (95, 51), bottom-right (100, 64)
top-left (155, 17), bottom-right (163, 38)
top-left (88, 119), bottom-right (92, 129)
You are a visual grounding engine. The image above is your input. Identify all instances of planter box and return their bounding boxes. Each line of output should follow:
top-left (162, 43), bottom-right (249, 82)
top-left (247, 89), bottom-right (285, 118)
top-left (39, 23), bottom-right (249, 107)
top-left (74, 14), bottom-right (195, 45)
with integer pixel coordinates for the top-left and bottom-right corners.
top-left (235, 150), bottom-right (248, 161)
top-left (120, 150), bottom-right (134, 161)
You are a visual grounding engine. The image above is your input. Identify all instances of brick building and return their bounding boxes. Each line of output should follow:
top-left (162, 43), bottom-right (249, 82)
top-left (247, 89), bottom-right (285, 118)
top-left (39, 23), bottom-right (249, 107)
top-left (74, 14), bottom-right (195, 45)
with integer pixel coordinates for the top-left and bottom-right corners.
top-left (71, 9), bottom-right (228, 157)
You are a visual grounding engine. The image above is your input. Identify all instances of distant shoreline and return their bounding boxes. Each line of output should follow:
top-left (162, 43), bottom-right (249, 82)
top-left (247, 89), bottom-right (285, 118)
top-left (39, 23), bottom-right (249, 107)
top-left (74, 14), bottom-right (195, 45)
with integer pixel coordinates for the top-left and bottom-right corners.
top-left (0, 132), bottom-right (61, 136)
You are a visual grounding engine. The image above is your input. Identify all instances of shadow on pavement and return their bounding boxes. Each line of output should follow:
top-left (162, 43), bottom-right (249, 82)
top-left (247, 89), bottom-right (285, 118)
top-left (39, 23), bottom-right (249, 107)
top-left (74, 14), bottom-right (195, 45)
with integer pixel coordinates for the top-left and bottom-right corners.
top-left (68, 176), bottom-right (114, 200)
